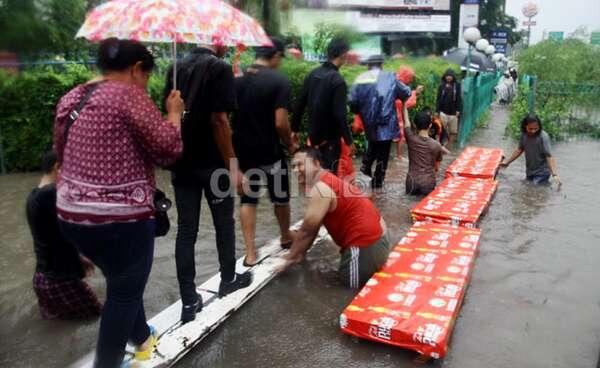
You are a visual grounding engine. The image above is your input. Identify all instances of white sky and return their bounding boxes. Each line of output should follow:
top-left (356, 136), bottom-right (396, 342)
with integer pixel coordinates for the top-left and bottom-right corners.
top-left (505, 0), bottom-right (600, 43)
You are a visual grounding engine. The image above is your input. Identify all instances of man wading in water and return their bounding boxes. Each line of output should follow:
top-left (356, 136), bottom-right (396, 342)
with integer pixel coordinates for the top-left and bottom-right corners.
top-left (279, 147), bottom-right (391, 288)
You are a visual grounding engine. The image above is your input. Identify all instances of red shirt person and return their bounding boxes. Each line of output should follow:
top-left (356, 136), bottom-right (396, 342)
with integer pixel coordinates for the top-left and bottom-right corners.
top-left (280, 147), bottom-right (391, 288)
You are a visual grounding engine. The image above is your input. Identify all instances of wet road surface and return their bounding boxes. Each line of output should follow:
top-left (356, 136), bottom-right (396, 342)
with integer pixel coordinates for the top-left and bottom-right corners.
top-left (1, 105), bottom-right (599, 367)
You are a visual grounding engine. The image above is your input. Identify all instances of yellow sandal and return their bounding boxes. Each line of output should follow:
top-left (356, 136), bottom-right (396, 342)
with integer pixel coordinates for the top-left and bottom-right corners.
top-left (133, 326), bottom-right (158, 361)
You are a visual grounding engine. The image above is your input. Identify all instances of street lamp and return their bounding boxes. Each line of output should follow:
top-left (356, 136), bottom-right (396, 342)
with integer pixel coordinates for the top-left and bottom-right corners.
top-left (485, 45), bottom-right (496, 55)
top-left (475, 39), bottom-right (490, 52)
top-left (464, 27), bottom-right (481, 76)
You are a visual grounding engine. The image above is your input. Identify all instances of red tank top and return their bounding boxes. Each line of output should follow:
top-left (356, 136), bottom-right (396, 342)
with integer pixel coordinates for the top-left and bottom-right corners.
top-left (320, 172), bottom-right (383, 249)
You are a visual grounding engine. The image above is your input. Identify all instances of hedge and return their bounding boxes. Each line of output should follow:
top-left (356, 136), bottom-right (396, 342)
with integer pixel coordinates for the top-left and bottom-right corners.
top-left (0, 56), bottom-right (455, 172)
top-left (508, 40), bottom-right (600, 140)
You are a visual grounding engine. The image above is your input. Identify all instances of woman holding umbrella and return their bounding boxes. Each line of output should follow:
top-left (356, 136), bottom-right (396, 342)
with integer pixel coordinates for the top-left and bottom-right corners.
top-left (54, 38), bottom-right (184, 367)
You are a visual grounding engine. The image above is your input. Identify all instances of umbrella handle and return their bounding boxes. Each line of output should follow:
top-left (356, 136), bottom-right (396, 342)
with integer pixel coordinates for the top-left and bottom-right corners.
top-left (172, 39), bottom-right (177, 90)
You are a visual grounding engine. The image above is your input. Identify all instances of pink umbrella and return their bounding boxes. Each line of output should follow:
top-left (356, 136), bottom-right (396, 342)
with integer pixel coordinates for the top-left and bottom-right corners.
top-left (76, 0), bottom-right (272, 87)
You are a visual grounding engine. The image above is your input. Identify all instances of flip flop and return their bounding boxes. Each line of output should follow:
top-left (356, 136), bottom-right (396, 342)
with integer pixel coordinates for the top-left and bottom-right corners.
top-left (243, 256), bottom-right (257, 267)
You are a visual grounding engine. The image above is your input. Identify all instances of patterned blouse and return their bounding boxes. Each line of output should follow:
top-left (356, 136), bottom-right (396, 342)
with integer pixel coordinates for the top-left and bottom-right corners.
top-left (53, 80), bottom-right (182, 224)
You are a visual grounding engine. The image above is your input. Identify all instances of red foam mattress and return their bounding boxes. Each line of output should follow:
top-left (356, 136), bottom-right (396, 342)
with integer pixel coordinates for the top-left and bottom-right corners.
top-left (445, 146), bottom-right (504, 180)
top-left (340, 223), bottom-right (482, 359)
top-left (411, 177), bottom-right (498, 227)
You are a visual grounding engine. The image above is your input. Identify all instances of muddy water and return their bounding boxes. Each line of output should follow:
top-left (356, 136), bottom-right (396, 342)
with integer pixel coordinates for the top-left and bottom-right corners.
top-left (1, 105), bottom-right (599, 368)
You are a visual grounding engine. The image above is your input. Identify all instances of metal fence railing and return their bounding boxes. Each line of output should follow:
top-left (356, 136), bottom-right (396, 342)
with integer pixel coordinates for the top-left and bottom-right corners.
top-left (458, 73), bottom-right (501, 147)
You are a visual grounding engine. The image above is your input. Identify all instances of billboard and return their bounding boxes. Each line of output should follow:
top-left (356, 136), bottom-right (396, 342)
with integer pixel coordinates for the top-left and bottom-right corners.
top-left (328, 0), bottom-right (450, 11)
top-left (347, 11), bottom-right (451, 33)
top-left (457, 3), bottom-right (479, 48)
top-left (548, 31), bottom-right (564, 41)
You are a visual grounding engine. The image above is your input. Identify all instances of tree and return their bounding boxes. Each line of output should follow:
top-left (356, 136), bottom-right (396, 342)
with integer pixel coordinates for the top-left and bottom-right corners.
top-left (478, 0), bottom-right (522, 45)
top-left (0, 0), bottom-right (91, 56)
top-left (568, 26), bottom-right (590, 42)
top-left (231, 0), bottom-right (281, 36)
top-left (45, 0), bottom-right (89, 56)
top-left (0, 0), bottom-right (47, 54)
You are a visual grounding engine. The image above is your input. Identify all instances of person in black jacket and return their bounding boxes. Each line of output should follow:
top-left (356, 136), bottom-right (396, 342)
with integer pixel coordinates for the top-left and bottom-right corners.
top-left (292, 38), bottom-right (354, 174)
top-left (26, 150), bottom-right (102, 320)
top-left (435, 68), bottom-right (462, 147)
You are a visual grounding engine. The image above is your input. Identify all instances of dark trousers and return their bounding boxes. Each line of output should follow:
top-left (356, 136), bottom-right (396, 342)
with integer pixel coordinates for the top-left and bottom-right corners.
top-left (316, 139), bottom-right (341, 174)
top-left (172, 168), bottom-right (236, 305)
top-left (361, 140), bottom-right (392, 188)
top-left (60, 219), bottom-right (155, 368)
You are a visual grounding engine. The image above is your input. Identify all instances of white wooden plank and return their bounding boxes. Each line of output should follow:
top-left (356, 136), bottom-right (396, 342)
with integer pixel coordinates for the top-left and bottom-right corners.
top-left (73, 222), bottom-right (330, 368)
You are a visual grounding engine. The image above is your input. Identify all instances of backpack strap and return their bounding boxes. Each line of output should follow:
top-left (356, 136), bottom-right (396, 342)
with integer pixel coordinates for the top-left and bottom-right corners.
top-left (178, 55), bottom-right (217, 118)
top-left (63, 82), bottom-right (102, 143)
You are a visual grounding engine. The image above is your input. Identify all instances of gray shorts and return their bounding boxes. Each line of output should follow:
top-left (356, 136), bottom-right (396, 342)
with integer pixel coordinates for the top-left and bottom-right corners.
top-left (440, 112), bottom-right (459, 135)
top-left (338, 231), bottom-right (391, 289)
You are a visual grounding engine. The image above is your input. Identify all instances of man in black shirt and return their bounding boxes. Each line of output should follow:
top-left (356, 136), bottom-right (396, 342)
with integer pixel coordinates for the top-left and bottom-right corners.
top-left (26, 150), bottom-right (102, 319)
top-left (292, 38), bottom-right (354, 174)
top-left (232, 38), bottom-right (299, 266)
top-left (435, 68), bottom-right (463, 147)
top-left (164, 44), bottom-right (251, 324)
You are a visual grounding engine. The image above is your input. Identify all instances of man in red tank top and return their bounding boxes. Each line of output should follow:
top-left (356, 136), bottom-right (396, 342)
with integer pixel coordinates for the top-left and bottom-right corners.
top-left (279, 147), bottom-right (391, 288)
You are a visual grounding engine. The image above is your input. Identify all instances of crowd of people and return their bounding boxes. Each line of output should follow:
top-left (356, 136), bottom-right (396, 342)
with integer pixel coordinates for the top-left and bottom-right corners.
top-left (24, 36), bottom-right (560, 368)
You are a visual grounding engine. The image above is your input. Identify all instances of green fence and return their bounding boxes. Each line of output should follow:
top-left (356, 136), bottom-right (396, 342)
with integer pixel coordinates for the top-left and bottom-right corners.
top-left (511, 75), bottom-right (600, 140)
top-left (458, 73), bottom-right (500, 147)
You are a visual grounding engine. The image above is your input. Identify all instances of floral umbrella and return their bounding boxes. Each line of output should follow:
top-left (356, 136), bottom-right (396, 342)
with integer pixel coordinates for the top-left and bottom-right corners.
top-left (76, 0), bottom-right (272, 87)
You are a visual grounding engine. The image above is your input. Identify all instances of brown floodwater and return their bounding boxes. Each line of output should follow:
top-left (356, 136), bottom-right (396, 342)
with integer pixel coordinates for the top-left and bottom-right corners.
top-left (1, 105), bottom-right (599, 368)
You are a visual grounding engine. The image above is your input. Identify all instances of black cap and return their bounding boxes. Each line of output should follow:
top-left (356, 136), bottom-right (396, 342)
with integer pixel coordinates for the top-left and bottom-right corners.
top-left (255, 37), bottom-right (286, 59)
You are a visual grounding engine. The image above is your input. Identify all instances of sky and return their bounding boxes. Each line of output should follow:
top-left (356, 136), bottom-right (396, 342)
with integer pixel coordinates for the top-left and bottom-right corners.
top-left (505, 0), bottom-right (600, 43)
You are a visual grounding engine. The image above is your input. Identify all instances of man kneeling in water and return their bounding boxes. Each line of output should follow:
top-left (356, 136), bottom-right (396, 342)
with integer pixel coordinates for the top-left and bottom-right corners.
top-left (279, 147), bottom-right (391, 288)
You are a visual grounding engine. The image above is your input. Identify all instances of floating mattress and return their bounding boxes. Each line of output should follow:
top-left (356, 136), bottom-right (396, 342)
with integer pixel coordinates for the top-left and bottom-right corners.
top-left (340, 223), bottom-right (482, 360)
top-left (411, 177), bottom-right (498, 227)
top-left (445, 146), bottom-right (504, 180)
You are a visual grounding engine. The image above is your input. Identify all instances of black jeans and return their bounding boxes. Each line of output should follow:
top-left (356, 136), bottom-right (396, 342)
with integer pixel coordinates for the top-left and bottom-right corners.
top-left (316, 139), bottom-right (341, 174)
top-left (60, 219), bottom-right (155, 368)
top-left (361, 140), bottom-right (392, 188)
top-left (172, 168), bottom-right (236, 305)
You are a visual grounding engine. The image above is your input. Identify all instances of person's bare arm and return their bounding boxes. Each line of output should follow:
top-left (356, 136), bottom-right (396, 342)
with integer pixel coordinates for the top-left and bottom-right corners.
top-left (211, 112), bottom-right (243, 192)
top-left (500, 148), bottom-right (524, 167)
top-left (280, 182), bottom-right (334, 270)
top-left (275, 108), bottom-right (298, 153)
top-left (547, 156), bottom-right (561, 185)
top-left (403, 105), bottom-right (412, 129)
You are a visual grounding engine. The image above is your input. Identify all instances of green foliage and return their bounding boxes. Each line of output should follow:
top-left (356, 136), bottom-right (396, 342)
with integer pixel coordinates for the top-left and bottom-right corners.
top-left (508, 40), bottom-right (600, 141)
top-left (517, 39), bottom-right (600, 84)
top-left (312, 23), bottom-right (365, 57)
top-left (0, 56), bottom-right (457, 172)
top-left (478, 0), bottom-right (522, 45)
top-left (0, 0), bottom-right (89, 57)
top-left (0, 65), bottom-right (94, 172)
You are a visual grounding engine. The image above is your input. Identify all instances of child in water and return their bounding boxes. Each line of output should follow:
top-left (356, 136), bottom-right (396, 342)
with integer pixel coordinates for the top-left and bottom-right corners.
top-left (500, 114), bottom-right (562, 185)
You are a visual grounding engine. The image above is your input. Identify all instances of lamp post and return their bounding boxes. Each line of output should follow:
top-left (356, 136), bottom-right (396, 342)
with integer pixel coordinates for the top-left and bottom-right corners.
top-left (485, 45), bottom-right (496, 72)
top-left (464, 27), bottom-right (481, 77)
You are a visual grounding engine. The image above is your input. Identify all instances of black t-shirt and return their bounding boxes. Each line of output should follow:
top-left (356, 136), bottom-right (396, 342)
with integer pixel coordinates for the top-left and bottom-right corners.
top-left (26, 184), bottom-right (84, 280)
top-left (165, 48), bottom-right (237, 171)
top-left (232, 64), bottom-right (291, 169)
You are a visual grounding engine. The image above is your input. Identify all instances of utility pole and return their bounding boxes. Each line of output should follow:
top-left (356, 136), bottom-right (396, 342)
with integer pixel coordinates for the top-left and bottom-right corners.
top-left (527, 16), bottom-right (532, 47)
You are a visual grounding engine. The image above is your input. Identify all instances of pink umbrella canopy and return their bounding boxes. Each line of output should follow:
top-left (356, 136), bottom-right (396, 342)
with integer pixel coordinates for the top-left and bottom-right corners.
top-left (76, 0), bottom-right (271, 47)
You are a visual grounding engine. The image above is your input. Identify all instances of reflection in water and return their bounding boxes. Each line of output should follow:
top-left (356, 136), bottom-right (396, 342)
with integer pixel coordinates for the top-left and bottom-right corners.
top-left (1, 106), bottom-right (600, 368)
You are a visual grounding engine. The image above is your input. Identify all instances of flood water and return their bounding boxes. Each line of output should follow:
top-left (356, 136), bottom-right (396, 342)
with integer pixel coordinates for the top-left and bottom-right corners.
top-left (1, 105), bottom-right (599, 368)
